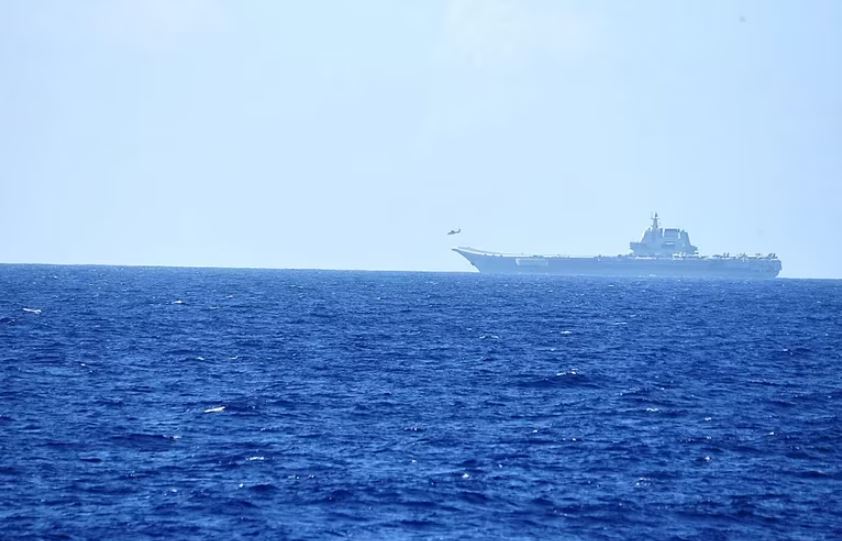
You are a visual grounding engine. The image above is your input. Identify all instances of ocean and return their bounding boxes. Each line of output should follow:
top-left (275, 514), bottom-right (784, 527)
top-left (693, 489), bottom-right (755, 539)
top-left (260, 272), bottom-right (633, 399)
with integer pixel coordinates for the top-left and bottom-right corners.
top-left (1, 265), bottom-right (841, 540)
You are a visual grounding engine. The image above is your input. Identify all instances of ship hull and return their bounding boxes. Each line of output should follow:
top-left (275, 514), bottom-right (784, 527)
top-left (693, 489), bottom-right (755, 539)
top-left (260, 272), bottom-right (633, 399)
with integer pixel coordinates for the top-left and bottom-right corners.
top-left (453, 248), bottom-right (782, 279)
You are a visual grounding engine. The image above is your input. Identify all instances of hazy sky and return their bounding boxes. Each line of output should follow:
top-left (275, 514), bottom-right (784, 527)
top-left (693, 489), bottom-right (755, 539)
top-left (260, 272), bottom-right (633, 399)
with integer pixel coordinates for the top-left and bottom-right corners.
top-left (1, 1), bottom-right (840, 277)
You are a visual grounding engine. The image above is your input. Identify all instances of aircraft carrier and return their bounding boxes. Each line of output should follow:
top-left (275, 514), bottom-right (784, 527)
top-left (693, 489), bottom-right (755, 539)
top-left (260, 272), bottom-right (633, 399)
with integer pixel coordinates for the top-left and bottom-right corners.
top-left (453, 214), bottom-right (781, 279)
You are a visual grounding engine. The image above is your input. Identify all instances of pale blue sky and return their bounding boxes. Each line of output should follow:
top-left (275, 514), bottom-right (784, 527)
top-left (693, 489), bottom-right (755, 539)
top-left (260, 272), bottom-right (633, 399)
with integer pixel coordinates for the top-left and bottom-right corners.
top-left (1, 1), bottom-right (840, 277)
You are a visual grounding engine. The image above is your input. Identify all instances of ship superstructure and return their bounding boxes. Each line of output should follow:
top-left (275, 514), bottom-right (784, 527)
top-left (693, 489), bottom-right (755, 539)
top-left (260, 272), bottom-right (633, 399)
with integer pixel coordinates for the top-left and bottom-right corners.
top-left (453, 214), bottom-right (781, 279)
top-left (629, 213), bottom-right (697, 257)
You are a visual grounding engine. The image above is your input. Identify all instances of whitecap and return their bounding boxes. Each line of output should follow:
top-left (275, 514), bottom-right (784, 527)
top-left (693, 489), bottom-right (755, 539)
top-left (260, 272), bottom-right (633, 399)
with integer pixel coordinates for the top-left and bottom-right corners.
top-left (560, 330), bottom-right (572, 335)
top-left (635, 477), bottom-right (653, 487)
top-left (204, 406), bottom-right (225, 414)
top-left (22, 307), bottom-right (42, 315)
top-left (172, 300), bottom-right (185, 305)
top-left (246, 456), bottom-right (265, 461)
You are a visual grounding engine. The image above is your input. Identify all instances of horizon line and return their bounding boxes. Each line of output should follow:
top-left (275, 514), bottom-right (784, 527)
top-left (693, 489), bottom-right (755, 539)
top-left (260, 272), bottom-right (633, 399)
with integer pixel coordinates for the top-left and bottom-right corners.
top-left (0, 260), bottom-right (837, 280)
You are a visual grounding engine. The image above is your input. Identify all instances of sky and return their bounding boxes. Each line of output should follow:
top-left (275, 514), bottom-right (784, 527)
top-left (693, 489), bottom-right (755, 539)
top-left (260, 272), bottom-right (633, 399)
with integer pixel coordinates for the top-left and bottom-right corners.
top-left (1, 0), bottom-right (840, 278)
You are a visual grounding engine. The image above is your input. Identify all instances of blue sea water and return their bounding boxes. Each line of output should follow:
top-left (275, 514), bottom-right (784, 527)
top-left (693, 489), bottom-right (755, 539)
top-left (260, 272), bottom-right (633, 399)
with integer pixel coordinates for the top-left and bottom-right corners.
top-left (1, 265), bottom-right (841, 540)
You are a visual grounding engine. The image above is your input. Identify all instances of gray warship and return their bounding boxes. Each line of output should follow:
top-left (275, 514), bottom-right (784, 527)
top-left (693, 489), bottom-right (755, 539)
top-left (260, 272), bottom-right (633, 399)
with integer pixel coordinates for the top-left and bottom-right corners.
top-left (453, 214), bottom-right (781, 279)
